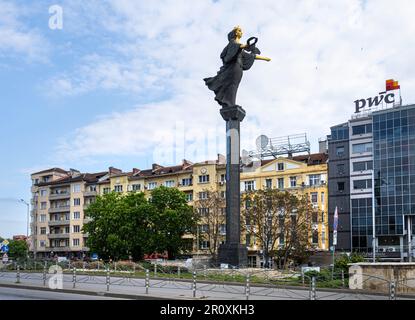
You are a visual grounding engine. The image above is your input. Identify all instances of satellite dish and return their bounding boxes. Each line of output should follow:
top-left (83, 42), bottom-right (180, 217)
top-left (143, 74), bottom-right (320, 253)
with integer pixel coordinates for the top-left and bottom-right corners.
top-left (256, 135), bottom-right (269, 150)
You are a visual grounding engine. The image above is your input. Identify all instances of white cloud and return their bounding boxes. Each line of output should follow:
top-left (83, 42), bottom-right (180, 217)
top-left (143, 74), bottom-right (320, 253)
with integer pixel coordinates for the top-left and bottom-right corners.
top-left (0, 0), bottom-right (49, 62)
top-left (52, 0), bottom-right (415, 165)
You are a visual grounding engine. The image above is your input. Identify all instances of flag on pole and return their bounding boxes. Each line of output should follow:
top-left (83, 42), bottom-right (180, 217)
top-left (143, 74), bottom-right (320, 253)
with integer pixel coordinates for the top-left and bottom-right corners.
top-left (386, 79), bottom-right (400, 91)
top-left (333, 206), bottom-right (338, 246)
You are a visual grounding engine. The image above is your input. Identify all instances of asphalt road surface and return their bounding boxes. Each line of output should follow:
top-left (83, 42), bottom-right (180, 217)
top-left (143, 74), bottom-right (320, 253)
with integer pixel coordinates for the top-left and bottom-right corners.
top-left (0, 286), bottom-right (125, 300)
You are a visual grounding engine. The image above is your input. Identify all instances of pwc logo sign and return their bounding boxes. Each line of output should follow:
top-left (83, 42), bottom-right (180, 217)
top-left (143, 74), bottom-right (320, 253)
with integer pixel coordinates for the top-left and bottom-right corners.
top-left (354, 79), bottom-right (401, 114)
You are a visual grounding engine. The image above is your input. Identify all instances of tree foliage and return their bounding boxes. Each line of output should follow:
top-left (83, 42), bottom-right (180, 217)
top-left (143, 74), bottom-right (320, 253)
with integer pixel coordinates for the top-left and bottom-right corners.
top-left (193, 190), bottom-right (226, 263)
top-left (8, 240), bottom-right (28, 259)
top-left (83, 187), bottom-right (196, 261)
top-left (242, 189), bottom-right (315, 269)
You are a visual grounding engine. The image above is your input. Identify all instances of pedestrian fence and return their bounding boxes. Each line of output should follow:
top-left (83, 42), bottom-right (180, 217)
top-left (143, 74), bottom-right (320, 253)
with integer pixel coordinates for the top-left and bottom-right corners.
top-left (1, 260), bottom-right (415, 300)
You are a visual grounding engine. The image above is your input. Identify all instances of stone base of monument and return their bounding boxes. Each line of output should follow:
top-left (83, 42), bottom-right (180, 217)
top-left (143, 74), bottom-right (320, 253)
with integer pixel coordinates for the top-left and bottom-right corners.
top-left (218, 243), bottom-right (248, 268)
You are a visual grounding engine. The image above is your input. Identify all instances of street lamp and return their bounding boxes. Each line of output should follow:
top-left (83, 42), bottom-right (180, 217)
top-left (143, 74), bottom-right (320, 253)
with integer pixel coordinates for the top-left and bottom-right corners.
top-left (19, 199), bottom-right (30, 238)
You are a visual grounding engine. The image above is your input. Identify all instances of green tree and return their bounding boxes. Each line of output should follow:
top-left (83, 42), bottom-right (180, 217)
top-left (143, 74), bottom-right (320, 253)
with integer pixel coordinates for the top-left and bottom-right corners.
top-left (149, 186), bottom-right (197, 260)
top-left (8, 240), bottom-right (28, 260)
top-left (83, 192), bottom-right (151, 261)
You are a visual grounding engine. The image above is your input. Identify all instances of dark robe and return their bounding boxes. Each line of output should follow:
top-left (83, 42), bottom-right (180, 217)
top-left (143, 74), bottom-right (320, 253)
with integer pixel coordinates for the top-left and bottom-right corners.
top-left (204, 40), bottom-right (256, 108)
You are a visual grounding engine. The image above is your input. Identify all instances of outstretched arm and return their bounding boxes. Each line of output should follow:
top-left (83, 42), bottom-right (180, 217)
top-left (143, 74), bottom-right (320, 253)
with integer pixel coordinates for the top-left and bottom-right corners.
top-left (255, 55), bottom-right (271, 62)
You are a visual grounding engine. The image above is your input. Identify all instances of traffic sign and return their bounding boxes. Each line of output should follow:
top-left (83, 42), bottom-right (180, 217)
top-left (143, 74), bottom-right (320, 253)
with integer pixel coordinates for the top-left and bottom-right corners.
top-left (2, 254), bottom-right (8, 263)
top-left (1, 245), bottom-right (9, 253)
top-left (1, 240), bottom-right (9, 246)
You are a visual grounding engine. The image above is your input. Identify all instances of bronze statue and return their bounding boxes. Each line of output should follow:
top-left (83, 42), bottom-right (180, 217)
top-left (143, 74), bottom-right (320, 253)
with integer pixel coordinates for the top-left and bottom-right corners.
top-left (204, 26), bottom-right (271, 108)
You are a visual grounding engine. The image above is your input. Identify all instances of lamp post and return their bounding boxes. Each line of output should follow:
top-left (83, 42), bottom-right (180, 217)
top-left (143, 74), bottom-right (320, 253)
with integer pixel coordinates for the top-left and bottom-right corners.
top-left (19, 199), bottom-right (30, 238)
top-left (371, 170), bottom-right (376, 263)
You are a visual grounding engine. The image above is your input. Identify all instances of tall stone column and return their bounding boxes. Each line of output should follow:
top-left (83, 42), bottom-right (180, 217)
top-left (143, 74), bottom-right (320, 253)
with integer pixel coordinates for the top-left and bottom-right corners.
top-left (217, 105), bottom-right (248, 267)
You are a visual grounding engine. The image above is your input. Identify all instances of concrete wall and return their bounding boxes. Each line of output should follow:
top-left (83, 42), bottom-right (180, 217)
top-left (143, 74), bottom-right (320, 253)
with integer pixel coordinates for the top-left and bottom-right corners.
top-left (349, 263), bottom-right (415, 294)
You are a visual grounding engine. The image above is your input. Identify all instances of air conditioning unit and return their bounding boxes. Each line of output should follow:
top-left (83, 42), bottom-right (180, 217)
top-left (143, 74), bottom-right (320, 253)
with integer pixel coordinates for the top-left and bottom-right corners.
top-left (219, 182), bottom-right (225, 186)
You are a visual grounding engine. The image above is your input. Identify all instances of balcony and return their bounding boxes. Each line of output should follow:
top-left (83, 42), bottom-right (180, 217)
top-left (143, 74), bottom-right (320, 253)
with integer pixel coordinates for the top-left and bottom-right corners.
top-left (49, 206), bottom-right (70, 213)
top-left (49, 192), bottom-right (70, 200)
top-left (48, 220), bottom-right (70, 227)
top-left (84, 190), bottom-right (97, 197)
top-left (48, 233), bottom-right (70, 239)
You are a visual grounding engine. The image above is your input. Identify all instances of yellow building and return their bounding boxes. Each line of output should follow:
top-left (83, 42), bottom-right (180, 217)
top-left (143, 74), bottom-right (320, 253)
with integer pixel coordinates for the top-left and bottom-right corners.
top-left (30, 153), bottom-right (328, 262)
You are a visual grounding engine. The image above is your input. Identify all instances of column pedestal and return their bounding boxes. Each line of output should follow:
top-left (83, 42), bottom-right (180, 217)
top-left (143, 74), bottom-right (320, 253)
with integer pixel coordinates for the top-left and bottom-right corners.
top-left (217, 105), bottom-right (248, 268)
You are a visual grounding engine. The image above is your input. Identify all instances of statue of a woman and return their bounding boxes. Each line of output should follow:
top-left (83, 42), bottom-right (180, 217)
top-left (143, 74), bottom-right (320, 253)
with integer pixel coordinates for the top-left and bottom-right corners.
top-left (204, 26), bottom-right (271, 108)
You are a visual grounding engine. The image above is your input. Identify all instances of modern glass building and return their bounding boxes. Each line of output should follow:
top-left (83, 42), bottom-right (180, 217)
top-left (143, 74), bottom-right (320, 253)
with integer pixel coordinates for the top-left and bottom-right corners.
top-left (328, 103), bottom-right (415, 261)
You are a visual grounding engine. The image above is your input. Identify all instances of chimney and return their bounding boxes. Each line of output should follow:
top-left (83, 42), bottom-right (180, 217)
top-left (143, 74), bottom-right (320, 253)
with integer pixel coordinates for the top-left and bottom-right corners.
top-left (319, 138), bottom-right (328, 154)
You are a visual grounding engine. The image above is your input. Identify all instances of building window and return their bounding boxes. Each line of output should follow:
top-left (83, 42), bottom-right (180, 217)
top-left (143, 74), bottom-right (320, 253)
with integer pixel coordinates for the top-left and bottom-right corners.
top-left (40, 202), bottom-right (47, 210)
top-left (73, 239), bottom-right (80, 247)
top-left (185, 193), bottom-right (193, 202)
top-left (200, 224), bottom-right (209, 233)
top-left (40, 189), bottom-right (47, 197)
top-left (199, 175), bottom-right (210, 183)
top-left (337, 182), bottom-right (345, 192)
top-left (103, 187), bottom-right (111, 194)
top-left (164, 180), bottom-right (175, 188)
top-left (73, 198), bottom-right (81, 206)
top-left (353, 161), bottom-right (373, 172)
top-left (336, 146), bottom-right (345, 156)
top-left (244, 181), bottom-right (255, 191)
top-left (220, 224), bottom-right (226, 235)
top-left (39, 240), bottom-right (46, 247)
top-left (199, 192), bottom-right (208, 200)
top-left (321, 211), bottom-right (325, 223)
top-left (312, 212), bottom-right (318, 223)
top-left (65, 226), bottom-right (70, 233)
top-left (198, 208), bottom-right (209, 216)
top-left (290, 176), bottom-right (297, 188)
top-left (221, 207), bottom-right (226, 215)
top-left (114, 185), bottom-right (123, 192)
top-left (73, 212), bottom-right (81, 220)
top-left (309, 174), bottom-right (321, 186)
top-left (132, 184), bottom-right (141, 191)
top-left (321, 192), bottom-right (325, 205)
top-left (337, 164), bottom-right (345, 175)
top-left (277, 178), bottom-right (284, 189)
top-left (352, 142), bottom-right (372, 154)
top-left (73, 184), bottom-right (81, 193)
top-left (277, 163), bottom-right (284, 171)
top-left (40, 227), bottom-right (46, 235)
top-left (312, 230), bottom-right (319, 244)
top-left (353, 179), bottom-right (372, 190)
top-left (181, 178), bottom-right (192, 186)
top-left (73, 225), bottom-right (80, 233)
top-left (199, 240), bottom-right (210, 250)
top-left (311, 192), bottom-right (318, 204)
top-left (246, 234), bottom-right (251, 246)
top-left (40, 214), bottom-right (46, 222)
top-left (352, 124), bottom-right (372, 135)
top-left (147, 182), bottom-right (157, 190)
top-left (220, 174), bottom-right (226, 182)
top-left (89, 185), bottom-right (97, 192)
top-left (265, 179), bottom-right (272, 189)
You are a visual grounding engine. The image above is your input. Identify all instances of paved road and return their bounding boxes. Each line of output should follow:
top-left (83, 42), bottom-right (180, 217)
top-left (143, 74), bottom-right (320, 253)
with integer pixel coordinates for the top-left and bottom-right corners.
top-left (0, 271), bottom-right (409, 300)
top-left (0, 286), bottom-right (125, 300)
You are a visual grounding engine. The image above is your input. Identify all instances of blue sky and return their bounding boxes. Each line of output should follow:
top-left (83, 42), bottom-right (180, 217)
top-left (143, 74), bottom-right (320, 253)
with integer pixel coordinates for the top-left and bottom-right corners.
top-left (1, 0), bottom-right (415, 238)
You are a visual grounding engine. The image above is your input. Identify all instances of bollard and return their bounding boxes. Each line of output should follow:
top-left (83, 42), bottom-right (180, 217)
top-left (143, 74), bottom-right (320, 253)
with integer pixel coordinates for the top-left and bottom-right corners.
top-left (72, 268), bottom-right (77, 289)
top-left (97, 261), bottom-right (100, 271)
top-left (389, 281), bottom-right (396, 300)
top-left (43, 265), bottom-right (47, 286)
top-left (154, 263), bottom-right (157, 277)
top-left (106, 268), bottom-right (110, 291)
top-left (178, 266), bottom-right (181, 279)
top-left (309, 276), bottom-right (316, 300)
top-left (133, 264), bottom-right (136, 274)
top-left (245, 274), bottom-right (251, 300)
top-left (145, 269), bottom-right (150, 294)
top-left (16, 265), bottom-right (21, 284)
top-left (302, 272), bottom-right (305, 286)
top-left (192, 271), bottom-right (197, 298)
top-left (341, 270), bottom-right (345, 288)
top-left (24, 262), bottom-right (26, 271)
top-left (204, 265), bottom-right (207, 279)
top-left (115, 262), bottom-right (117, 272)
